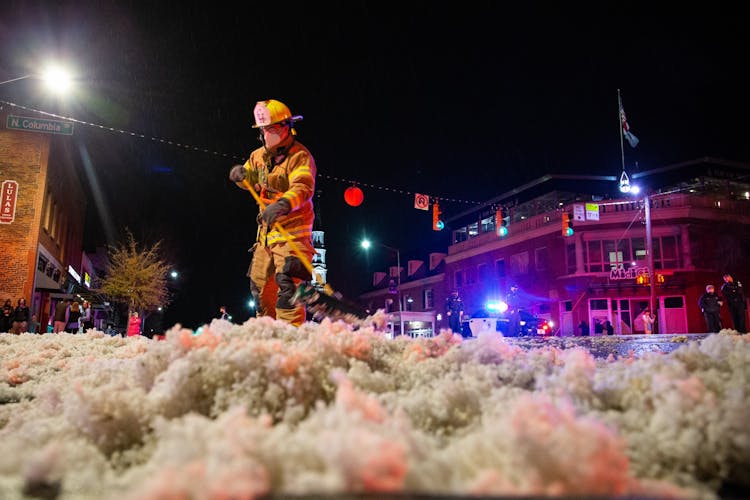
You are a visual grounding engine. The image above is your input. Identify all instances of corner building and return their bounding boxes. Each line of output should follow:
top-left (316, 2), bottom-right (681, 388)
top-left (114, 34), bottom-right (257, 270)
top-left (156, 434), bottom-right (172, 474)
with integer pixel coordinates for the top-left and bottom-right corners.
top-left (444, 158), bottom-right (750, 335)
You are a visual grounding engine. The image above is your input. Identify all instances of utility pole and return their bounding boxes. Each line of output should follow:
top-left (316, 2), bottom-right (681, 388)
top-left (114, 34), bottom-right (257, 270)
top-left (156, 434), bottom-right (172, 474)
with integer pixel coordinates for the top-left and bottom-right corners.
top-left (644, 194), bottom-right (656, 322)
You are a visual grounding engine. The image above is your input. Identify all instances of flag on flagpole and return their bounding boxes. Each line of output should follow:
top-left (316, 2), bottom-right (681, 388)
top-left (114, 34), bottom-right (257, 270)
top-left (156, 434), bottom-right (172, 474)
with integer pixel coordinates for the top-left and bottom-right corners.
top-left (619, 101), bottom-right (639, 148)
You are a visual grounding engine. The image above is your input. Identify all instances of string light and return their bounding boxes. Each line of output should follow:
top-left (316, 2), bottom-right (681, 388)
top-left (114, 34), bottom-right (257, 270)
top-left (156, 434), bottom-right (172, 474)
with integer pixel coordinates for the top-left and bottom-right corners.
top-left (0, 99), bottom-right (482, 207)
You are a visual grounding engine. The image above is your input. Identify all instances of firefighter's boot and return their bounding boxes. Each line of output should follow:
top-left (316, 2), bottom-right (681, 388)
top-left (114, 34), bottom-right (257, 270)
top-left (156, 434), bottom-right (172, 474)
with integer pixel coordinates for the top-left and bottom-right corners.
top-left (276, 307), bottom-right (306, 326)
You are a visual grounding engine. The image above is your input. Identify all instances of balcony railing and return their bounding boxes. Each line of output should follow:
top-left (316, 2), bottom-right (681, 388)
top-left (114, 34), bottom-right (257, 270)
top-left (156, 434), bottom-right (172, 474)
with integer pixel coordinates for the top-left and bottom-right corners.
top-left (449, 193), bottom-right (750, 255)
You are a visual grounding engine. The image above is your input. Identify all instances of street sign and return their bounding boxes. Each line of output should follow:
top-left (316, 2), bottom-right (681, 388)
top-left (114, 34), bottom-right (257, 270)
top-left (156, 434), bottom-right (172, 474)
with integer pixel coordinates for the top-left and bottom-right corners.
top-left (6, 115), bottom-right (74, 136)
top-left (573, 204), bottom-right (585, 221)
top-left (585, 202), bottom-right (600, 221)
top-left (1, 180), bottom-right (18, 224)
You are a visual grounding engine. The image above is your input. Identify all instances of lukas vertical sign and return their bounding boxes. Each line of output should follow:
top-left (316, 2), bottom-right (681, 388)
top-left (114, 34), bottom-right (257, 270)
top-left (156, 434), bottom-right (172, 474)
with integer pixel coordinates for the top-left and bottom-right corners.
top-left (1, 180), bottom-right (19, 224)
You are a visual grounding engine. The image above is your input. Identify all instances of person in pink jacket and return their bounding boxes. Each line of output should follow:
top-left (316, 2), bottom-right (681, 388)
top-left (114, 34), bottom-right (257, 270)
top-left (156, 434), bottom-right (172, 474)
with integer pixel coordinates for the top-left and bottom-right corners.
top-left (127, 311), bottom-right (142, 337)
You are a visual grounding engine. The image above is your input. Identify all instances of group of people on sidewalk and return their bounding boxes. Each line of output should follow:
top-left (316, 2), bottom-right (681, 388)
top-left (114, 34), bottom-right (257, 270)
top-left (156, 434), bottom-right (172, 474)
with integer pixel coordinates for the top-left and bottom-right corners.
top-left (51, 299), bottom-right (94, 333)
top-left (698, 273), bottom-right (747, 333)
top-left (1, 298), bottom-right (36, 334)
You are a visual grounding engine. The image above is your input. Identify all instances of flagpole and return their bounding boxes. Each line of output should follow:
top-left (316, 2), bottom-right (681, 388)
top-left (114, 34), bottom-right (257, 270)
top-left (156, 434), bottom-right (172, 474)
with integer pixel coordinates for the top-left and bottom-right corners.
top-left (617, 89), bottom-right (626, 174)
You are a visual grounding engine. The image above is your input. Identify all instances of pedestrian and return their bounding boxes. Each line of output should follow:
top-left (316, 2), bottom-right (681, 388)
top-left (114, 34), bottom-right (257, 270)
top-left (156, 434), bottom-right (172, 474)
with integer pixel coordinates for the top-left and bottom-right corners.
top-left (12, 298), bottom-right (30, 334)
top-left (219, 305), bottom-right (230, 321)
top-left (1, 299), bottom-right (14, 333)
top-left (578, 320), bottom-right (590, 336)
top-left (65, 300), bottom-right (81, 333)
top-left (642, 309), bottom-right (656, 335)
top-left (127, 311), bottom-right (142, 337)
top-left (605, 320), bottom-right (614, 336)
top-left (721, 274), bottom-right (746, 333)
top-left (698, 284), bottom-right (723, 333)
top-left (229, 99), bottom-right (316, 326)
top-left (53, 299), bottom-right (69, 333)
top-left (506, 283), bottom-right (521, 336)
top-left (28, 314), bottom-right (40, 334)
top-left (594, 318), bottom-right (604, 334)
top-left (80, 300), bottom-right (94, 332)
top-left (444, 290), bottom-right (464, 335)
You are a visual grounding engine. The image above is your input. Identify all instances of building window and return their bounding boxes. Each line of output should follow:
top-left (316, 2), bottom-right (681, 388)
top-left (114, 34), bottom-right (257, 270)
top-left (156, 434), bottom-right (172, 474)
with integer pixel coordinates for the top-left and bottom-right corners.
top-left (453, 227), bottom-right (468, 244)
top-left (510, 251), bottom-right (529, 275)
top-left (454, 270), bottom-right (463, 288)
top-left (496, 259), bottom-right (505, 278)
top-left (583, 236), bottom-right (680, 272)
top-left (566, 243), bottom-right (576, 274)
top-left (43, 191), bottom-right (53, 232)
top-left (655, 236), bottom-right (679, 269)
top-left (465, 266), bottom-right (477, 285)
top-left (535, 247), bottom-right (549, 271)
top-left (423, 288), bottom-right (433, 309)
top-left (480, 215), bottom-right (495, 234)
top-left (467, 222), bottom-right (479, 238)
top-left (587, 241), bottom-right (603, 272)
top-left (478, 263), bottom-right (489, 282)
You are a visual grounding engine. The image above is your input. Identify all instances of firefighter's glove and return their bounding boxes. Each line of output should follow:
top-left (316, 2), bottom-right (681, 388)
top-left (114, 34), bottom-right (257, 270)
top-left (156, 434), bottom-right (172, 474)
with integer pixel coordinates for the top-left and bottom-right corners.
top-left (261, 198), bottom-right (291, 226)
top-left (229, 165), bottom-right (247, 183)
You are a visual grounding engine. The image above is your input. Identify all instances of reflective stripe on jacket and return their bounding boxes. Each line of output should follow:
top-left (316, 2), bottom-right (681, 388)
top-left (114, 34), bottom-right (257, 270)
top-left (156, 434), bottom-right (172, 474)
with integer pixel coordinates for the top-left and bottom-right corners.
top-left (244, 140), bottom-right (316, 246)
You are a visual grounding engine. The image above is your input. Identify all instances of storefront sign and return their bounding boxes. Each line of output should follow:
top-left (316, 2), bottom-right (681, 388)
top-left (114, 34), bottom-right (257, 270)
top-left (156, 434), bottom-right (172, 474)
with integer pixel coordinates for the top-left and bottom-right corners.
top-left (573, 204), bottom-right (585, 221)
top-left (68, 265), bottom-right (81, 284)
top-left (585, 203), bottom-right (600, 221)
top-left (1, 180), bottom-right (18, 224)
top-left (610, 265), bottom-right (649, 280)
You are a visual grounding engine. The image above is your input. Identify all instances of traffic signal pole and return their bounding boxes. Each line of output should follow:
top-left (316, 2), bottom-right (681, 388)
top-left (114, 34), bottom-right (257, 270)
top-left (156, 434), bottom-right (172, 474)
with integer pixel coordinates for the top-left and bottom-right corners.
top-left (645, 194), bottom-right (656, 324)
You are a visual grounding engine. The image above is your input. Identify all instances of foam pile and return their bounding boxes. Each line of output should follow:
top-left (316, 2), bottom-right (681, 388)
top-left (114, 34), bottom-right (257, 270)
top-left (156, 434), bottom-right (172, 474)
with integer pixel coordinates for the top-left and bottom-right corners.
top-left (1, 317), bottom-right (748, 499)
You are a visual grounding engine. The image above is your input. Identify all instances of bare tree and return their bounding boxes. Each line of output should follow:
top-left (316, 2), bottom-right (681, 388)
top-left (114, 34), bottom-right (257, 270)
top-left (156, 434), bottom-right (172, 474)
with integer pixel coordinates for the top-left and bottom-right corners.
top-left (98, 230), bottom-right (172, 317)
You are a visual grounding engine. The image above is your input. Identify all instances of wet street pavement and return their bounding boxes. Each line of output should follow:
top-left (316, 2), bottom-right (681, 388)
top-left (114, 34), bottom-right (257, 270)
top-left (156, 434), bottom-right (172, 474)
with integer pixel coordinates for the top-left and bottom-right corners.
top-left (501, 333), bottom-right (710, 358)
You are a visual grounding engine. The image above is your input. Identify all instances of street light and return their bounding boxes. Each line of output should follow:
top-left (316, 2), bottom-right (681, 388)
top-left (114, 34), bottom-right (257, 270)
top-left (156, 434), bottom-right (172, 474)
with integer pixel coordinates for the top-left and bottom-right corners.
top-left (361, 238), bottom-right (403, 334)
top-left (621, 180), bottom-right (656, 320)
top-left (0, 65), bottom-right (74, 94)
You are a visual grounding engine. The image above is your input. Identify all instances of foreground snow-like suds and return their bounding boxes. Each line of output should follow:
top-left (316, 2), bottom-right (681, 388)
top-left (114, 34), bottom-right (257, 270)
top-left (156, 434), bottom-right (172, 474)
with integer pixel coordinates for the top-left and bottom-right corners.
top-left (0, 317), bottom-right (749, 499)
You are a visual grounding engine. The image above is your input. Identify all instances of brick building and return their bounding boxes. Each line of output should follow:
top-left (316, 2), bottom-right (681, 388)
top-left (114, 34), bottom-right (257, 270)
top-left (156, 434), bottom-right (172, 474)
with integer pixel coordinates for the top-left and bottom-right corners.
top-left (359, 158), bottom-right (750, 335)
top-left (0, 107), bottom-right (95, 330)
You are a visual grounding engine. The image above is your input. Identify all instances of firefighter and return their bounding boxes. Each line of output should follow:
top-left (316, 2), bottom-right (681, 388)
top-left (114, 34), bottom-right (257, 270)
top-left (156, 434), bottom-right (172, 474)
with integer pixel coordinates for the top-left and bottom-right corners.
top-left (229, 99), bottom-right (316, 326)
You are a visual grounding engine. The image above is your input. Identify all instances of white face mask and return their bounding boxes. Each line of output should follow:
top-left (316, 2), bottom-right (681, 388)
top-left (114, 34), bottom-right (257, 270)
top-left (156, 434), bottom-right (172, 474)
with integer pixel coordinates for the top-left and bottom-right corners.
top-left (261, 123), bottom-right (289, 149)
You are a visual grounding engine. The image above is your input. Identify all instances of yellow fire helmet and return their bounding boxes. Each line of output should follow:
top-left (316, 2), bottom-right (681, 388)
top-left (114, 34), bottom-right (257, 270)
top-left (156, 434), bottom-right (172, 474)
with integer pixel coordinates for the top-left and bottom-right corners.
top-left (252, 99), bottom-right (303, 132)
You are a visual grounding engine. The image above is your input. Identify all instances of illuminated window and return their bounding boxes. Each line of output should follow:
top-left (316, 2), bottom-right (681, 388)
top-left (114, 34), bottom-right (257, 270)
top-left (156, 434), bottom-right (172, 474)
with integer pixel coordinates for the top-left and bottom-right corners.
top-left (423, 288), bottom-right (433, 309)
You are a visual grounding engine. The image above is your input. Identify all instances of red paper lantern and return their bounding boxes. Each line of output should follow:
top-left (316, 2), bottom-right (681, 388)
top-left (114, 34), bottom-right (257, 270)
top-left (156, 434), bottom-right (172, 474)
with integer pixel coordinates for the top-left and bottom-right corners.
top-left (344, 186), bottom-right (364, 207)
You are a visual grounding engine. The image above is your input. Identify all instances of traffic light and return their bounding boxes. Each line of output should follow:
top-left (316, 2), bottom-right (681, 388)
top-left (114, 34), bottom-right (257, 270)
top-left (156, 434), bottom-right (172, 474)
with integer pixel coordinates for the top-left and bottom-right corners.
top-left (561, 212), bottom-right (574, 237)
top-left (496, 207), bottom-right (508, 237)
top-left (432, 201), bottom-right (444, 231)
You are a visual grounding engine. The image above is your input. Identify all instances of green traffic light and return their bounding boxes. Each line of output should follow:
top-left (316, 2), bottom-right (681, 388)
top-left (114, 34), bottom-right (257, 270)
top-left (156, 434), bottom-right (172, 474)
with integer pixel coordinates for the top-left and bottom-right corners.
top-left (565, 227), bottom-right (574, 237)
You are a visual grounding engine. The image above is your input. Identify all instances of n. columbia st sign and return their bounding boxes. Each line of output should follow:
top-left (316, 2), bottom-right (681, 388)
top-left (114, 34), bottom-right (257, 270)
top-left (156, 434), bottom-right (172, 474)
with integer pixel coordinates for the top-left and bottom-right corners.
top-left (6, 115), bottom-right (74, 136)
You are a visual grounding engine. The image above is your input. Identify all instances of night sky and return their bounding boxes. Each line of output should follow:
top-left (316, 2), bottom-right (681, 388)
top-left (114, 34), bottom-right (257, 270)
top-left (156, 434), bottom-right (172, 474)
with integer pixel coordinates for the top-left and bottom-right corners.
top-left (1, 2), bottom-right (748, 328)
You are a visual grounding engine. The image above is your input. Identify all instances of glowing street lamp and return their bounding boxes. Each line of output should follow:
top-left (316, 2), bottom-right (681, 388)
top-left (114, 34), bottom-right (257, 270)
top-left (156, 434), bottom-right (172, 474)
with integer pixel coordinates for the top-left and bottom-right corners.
top-left (0, 64), bottom-right (74, 94)
top-left (170, 270), bottom-right (179, 279)
top-left (361, 238), bottom-right (403, 333)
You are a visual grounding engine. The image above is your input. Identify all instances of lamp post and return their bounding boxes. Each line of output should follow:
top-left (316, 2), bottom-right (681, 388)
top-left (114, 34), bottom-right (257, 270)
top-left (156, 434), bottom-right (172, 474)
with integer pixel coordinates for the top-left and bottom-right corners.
top-left (621, 177), bottom-right (656, 326)
top-left (0, 66), bottom-right (73, 93)
top-left (361, 238), bottom-right (402, 334)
